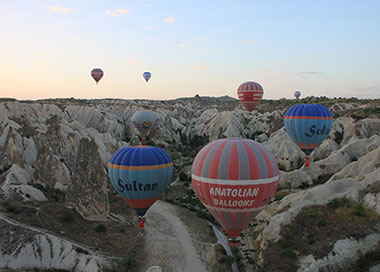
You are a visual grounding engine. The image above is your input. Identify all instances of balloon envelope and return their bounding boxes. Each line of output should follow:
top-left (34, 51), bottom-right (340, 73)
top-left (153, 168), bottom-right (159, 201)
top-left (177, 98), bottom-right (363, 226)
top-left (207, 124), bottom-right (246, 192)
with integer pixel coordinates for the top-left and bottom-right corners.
top-left (237, 81), bottom-right (264, 112)
top-left (192, 138), bottom-right (279, 237)
top-left (91, 68), bottom-right (103, 84)
top-left (294, 91), bottom-right (301, 99)
top-left (143, 72), bottom-right (151, 82)
top-left (284, 104), bottom-right (333, 155)
top-left (108, 146), bottom-right (173, 216)
top-left (132, 110), bottom-right (155, 137)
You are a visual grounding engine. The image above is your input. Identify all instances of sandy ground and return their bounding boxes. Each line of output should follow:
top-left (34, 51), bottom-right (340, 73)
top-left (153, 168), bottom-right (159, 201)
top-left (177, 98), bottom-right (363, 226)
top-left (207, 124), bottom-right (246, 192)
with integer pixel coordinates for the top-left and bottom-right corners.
top-left (133, 200), bottom-right (208, 272)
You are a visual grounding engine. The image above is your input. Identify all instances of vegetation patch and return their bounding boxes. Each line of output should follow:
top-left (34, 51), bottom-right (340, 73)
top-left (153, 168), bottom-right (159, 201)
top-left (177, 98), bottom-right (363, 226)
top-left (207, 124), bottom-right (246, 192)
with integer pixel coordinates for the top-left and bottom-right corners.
top-left (259, 198), bottom-right (379, 272)
top-left (355, 247), bottom-right (380, 271)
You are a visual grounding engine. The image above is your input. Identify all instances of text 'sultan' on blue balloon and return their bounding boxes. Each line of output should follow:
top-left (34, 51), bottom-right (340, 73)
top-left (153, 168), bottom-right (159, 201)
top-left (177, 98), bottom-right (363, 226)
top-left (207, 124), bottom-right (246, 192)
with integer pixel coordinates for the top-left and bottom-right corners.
top-left (284, 104), bottom-right (333, 156)
top-left (143, 72), bottom-right (151, 82)
top-left (108, 146), bottom-right (173, 216)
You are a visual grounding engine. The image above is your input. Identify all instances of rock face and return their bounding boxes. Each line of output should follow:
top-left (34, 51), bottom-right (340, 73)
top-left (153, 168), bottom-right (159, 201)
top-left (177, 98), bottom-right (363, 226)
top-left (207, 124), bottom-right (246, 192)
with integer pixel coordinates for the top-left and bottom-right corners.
top-left (0, 97), bottom-right (379, 271)
top-left (0, 214), bottom-right (111, 272)
top-left (65, 138), bottom-right (110, 221)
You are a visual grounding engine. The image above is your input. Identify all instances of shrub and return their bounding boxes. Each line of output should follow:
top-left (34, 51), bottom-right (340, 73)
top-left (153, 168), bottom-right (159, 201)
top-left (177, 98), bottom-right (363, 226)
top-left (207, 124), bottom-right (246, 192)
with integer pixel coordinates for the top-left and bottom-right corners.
top-left (95, 224), bottom-right (106, 233)
top-left (61, 213), bottom-right (73, 223)
top-left (353, 204), bottom-right (366, 216)
top-left (327, 198), bottom-right (349, 209)
top-left (118, 252), bottom-right (136, 271)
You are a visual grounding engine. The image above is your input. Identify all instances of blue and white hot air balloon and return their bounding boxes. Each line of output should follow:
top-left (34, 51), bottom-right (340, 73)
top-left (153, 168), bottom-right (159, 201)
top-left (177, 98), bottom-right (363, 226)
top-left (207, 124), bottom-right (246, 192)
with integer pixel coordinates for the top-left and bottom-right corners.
top-left (131, 110), bottom-right (155, 144)
top-left (143, 72), bottom-right (151, 82)
top-left (108, 146), bottom-right (173, 227)
top-left (294, 90), bottom-right (301, 99)
top-left (284, 104), bottom-right (333, 166)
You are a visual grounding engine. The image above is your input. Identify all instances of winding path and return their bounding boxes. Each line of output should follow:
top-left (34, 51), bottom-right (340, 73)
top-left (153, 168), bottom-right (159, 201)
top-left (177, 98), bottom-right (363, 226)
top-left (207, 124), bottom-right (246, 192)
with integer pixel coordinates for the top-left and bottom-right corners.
top-left (134, 200), bottom-right (207, 272)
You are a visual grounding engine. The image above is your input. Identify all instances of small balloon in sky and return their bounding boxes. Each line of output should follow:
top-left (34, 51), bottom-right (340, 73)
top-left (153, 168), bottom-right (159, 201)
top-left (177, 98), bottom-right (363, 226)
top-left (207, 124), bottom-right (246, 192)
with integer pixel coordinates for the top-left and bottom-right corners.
top-left (143, 72), bottom-right (151, 82)
top-left (294, 90), bottom-right (301, 99)
top-left (91, 68), bottom-right (103, 84)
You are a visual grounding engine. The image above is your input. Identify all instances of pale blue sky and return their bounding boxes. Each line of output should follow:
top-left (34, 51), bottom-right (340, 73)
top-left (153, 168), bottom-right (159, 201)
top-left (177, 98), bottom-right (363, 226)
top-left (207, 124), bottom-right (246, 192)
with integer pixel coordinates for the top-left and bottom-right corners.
top-left (1, 0), bottom-right (379, 100)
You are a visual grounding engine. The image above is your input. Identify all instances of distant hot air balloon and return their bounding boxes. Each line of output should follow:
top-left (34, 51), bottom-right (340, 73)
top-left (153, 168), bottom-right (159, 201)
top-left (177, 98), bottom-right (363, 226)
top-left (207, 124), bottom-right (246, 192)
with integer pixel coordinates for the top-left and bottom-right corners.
top-left (143, 72), bottom-right (151, 82)
top-left (108, 146), bottom-right (173, 228)
top-left (132, 110), bottom-right (156, 144)
top-left (284, 104), bottom-right (333, 167)
top-left (294, 90), bottom-right (301, 99)
top-left (237, 81), bottom-right (264, 112)
top-left (91, 68), bottom-right (104, 84)
top-left (192, 138), bottom-right (279, 246)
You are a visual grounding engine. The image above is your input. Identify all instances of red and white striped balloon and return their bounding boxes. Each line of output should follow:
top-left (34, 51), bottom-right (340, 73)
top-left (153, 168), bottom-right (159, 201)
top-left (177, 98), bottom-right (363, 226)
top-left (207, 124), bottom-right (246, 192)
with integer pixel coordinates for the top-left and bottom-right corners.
top-left (91, 68), bottom-right (104, 84)
top-left (192, 138), bottom-right (279, 237)
top-left (237, 81), bottom-right (264, 112)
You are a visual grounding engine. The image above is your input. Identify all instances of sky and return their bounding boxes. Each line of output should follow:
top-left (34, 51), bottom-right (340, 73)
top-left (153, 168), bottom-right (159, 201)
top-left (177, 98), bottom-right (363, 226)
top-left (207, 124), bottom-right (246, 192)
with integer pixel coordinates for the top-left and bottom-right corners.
top-left (1, 0), bottom-right (379, 100)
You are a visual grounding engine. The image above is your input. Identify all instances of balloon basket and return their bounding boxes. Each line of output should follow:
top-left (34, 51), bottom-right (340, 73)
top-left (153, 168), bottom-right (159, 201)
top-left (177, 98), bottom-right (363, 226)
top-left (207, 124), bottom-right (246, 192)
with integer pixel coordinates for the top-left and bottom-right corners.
top-left (138, 217), bottom-right (146, 228)
top-left (227, 237), bottom-right (240, 247)
top-left (305, 157), bottom-right (310, 167)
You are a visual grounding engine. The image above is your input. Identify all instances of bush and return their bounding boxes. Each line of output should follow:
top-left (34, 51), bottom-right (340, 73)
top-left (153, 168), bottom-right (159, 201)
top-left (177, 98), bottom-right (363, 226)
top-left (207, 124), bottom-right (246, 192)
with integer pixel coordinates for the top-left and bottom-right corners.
top-left (118, 252), bottom-right (136, 271)
top-left (327, 198), bottom-right (349, 209)
top-left (61, 213), bottom-right (73, 223)
top-left (95, 224), bottom-right (106, 233)
top-left (353, 204), bottom-right (366, 216)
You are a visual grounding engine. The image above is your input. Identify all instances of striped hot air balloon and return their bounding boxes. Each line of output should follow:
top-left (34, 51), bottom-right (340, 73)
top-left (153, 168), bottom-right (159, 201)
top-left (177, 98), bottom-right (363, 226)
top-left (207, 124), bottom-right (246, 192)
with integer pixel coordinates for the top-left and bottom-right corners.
top-left (284, 104), bottom-right (333, 166)
top-left (237, 81), bottom-right (264, 112)
top-left (91, 68), bottom-right (103, 84)
top-left (191, 138), bottom-right (279, 245)
top-left (108, 146), bottom-right (173, 227)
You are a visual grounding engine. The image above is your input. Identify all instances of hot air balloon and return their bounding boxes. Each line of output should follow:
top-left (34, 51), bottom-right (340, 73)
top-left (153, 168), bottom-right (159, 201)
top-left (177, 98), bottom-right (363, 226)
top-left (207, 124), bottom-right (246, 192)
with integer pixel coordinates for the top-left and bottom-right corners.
top-left (143, 72), bottom-right (151, 82)
top-left (237, 81), bottom-right (264, 112)
top-left (284, 104), bottom-right (333, 167)
top-left (131, 110), bottom-right (155, 144)
top-left (294, 90), bottom-right (301, 99)
top-left (192, 138), bottom-right (279, 246)
top-left (91, 68), bottom-right (104, 84)
top-left (108, 146), bottom-right (173, 227)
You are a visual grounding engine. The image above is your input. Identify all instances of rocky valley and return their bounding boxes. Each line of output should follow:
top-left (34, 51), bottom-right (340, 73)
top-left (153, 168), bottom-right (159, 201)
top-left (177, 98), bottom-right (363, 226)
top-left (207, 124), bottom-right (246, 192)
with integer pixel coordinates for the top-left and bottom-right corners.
top-left (0, 96), bottom-right (379, 272)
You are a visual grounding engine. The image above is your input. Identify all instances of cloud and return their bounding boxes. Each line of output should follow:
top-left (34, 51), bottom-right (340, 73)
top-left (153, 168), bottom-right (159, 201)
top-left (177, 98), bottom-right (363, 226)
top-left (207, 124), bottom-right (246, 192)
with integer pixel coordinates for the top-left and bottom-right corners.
top-left (50, 6), bottom-right (72, 14)
top-left (241, 40), bottom-right (252, 45)
top-left (267, 71), bottom-right (287, 80)
top-left (145, 4), bottom-right (153, 8)
top-left (106, 9), bottom-right (128, 16)
top-left (144, 25), bottom-right (154, 31)
top-left (194, 65), bottom-right (205, 71)
top-left (127, 58), bottom-right (141, 64)
top-left (350, 86), bottom-right (380, 98)
top-left (297, 71), bottom-right (324, 76)
top-left (163, 17), bottom-right (176, 23)
top-left (179, 43), bottom-right (186, 47)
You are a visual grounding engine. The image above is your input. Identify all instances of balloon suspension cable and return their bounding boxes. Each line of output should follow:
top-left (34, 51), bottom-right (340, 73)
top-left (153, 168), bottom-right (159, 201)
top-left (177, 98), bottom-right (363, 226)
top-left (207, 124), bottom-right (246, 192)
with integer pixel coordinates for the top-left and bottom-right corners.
top-left (227, 236), bottom-right (241, 247)
top-left (305, 157), bottom-right (310, 167)
top-left (138, 216), bottom-right (146, 228)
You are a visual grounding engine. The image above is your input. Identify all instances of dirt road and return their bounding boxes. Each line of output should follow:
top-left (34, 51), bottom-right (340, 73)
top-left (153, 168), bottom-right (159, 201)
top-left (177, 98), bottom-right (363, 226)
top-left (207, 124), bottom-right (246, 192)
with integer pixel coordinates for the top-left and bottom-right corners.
top-left (133, 200), bottom-right (208, 272)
